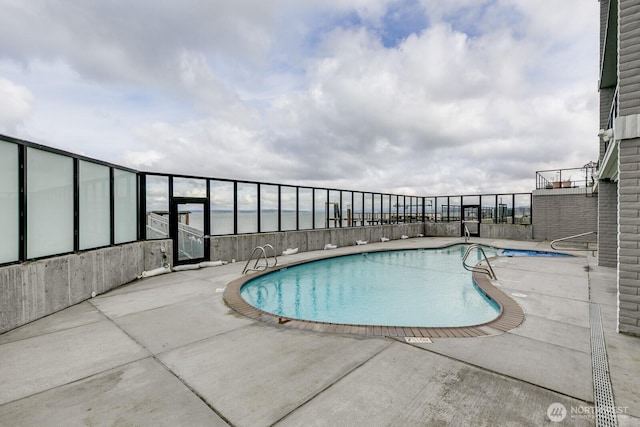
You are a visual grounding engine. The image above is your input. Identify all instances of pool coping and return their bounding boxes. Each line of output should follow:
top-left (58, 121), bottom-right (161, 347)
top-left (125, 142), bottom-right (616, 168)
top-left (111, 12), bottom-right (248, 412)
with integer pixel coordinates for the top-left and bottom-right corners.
top-left (223, 246), bottom-right (525, 338)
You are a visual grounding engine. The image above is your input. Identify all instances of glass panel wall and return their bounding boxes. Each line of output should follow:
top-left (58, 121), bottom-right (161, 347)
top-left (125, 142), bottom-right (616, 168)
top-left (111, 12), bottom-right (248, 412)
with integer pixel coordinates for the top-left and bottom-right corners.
top-left (0, 140), bottom-right (19, 263)
top-left (280, 186), bottom-right (297, 231)
top-left (237, 183), bottom-right (258, 233)
top-left (27, 148), bottom-right (74, 258)
top-left (382, 195), bottom-right (391, 224)
top-left (481, 195), bottom-right (496, 223)
top-left (515, 194), bottom-right (532, 224)
top-left (314, 189), bottom-right (327, 229)
top-left (387, 195), bottom-right (396, 223)
top-left (425, 197), bottom-right (435, 221)
top-left (145, 175), bottom-right (169, 239)
top-left (436, 197), bottom-right (448, 222)
top-left (497, 194), bottom-right (514, 224)
top-left (403, 196), bottom-right (410, 222)
top-left (373, 194), bottom-right (382, 224)
top-left (448, 196), bottom-right (461, 221)
top-left (114, 169), bottom-right (137, 244)
top-left (351, 192), bottom-right (361, 226)
top-left (210, 180), bottom-right (234, 235)
top-left (363, 193), bottom-right (373, 225)
top-left (260, 184), bottom-right (279, 232)
top-left (342, 191), bottom-right (353, 227)
top-left (463, 195), bottom-right (480, 206)
top-left (173, 177), bottom-right (206, 197)
top-left (328, 190), bottom-right (340, 228)
top-left (411, 196), bottom-right (419, 222)
top-left (79, 161), bottom-right (110, 249)
top-left (298, 188), bottom-right (313, 230)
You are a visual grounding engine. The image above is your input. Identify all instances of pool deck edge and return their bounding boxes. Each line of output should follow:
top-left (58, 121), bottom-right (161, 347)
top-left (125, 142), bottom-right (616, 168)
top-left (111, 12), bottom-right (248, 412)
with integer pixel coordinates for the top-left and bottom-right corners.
top-left (223, 245), bottom-right (525, 339)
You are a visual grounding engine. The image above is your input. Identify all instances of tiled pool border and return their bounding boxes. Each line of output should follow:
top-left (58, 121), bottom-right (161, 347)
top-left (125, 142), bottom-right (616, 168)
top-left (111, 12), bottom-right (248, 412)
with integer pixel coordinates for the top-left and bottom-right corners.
top-left (223, 247), bottom-right (525, 338)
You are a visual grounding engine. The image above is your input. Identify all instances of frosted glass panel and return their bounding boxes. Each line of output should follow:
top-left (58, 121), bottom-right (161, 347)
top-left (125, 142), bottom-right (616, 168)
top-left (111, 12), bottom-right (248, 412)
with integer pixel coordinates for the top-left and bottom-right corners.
top-left (114, 169), bottom-right (137, 243)
top-left (27, 148), bottom-right (74, 258)
top-left (0, 140), bottom-right (19, 263)
top-left (79, 161), bottom-right (110, 250)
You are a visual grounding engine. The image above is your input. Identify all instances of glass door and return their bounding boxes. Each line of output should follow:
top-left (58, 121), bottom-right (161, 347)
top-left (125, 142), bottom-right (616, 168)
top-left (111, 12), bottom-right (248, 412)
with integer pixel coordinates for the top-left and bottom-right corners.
top-left (462, 205), bottom-right (480, 237)
top-left (170, 198), bottom-right (209, 265)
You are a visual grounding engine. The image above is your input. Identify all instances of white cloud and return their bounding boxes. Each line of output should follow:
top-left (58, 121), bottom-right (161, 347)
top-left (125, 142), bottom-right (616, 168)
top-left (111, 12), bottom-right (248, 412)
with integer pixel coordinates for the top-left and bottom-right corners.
top-left (0, 1), bottom-right (599, 196)
top-left (0, 78), bottom-right (34, 133)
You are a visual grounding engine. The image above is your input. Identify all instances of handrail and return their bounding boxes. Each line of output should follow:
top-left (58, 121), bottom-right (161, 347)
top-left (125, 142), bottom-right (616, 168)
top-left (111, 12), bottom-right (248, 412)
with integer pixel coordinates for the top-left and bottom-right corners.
top-left (550, 231), bottom-right (597, 252)
top-left (242, 244), bottom-right (278, 274)
top-left (463, 224), bottom-right (471, 243)
top-left (462, 244), bottom-right (497, 280)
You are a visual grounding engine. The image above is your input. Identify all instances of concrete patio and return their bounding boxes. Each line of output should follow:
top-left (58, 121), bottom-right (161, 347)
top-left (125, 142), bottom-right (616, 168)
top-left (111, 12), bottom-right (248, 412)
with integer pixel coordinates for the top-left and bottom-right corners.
top-left (1, 237), bottom-right (638, 426)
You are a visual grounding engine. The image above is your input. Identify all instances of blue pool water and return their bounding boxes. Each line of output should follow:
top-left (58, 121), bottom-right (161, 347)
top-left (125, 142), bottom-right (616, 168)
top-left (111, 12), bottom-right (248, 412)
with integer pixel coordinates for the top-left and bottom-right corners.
top-left (240, 245), bottom-right (501, 327)
top-left (500, 249), bottom-right (572, 257)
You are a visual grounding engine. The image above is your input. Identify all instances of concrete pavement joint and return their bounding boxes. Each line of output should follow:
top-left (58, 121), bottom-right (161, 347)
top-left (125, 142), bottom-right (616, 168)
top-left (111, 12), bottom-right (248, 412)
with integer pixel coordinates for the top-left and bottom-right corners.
top-left (152, 356), bottom-right (235, 426)
top-left (270, 339), bottom-right (394, 426)
top-left (88, 298), bottom-right (235, 425)
top-left (0, 355), bottom-right (153, 408)
top-left (391, 335), bottom-right (595, 405)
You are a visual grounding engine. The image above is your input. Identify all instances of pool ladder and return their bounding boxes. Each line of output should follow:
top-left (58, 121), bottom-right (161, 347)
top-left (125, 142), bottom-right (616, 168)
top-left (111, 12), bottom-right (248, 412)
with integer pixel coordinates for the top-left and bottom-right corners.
top-left (462, 244), bottom-right (497, 280)
top-left (242, 244), bottom-right (278, 274)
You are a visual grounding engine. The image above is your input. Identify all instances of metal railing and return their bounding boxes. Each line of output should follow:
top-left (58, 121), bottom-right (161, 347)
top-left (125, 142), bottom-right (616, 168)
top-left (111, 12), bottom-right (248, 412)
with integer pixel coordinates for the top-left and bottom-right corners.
top-left (242, 244), bottom-right (278, 274)
top-left (536, 165), bottom-right (597, 190)
top-left (462, 244), bottom-right (497, 280)
top-left (0, 132), bottom-right (534, 267)
top-left (550, 231), bottom-right (597, 253)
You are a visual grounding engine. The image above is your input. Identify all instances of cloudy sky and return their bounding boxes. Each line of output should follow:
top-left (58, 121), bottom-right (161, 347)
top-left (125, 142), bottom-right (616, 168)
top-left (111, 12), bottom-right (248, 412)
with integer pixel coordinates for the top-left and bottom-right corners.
top-left (0, 0), bottom-right (599, 196)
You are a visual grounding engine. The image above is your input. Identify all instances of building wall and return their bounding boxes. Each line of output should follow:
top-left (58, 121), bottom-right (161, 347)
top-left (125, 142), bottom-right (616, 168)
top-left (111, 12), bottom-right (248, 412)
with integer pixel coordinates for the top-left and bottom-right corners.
top-left (598, 181), bottom-right (618, 267)
top-left (532, 191), bottom-right (598, 241)
top-left (615, 0), bottom-right (640, 335)
top-left (618, 0), bottom-right (640, 117)
top-left (618, 137), bottom-right (640, 335)
top-left (0, 240), bottom-right (171, 334)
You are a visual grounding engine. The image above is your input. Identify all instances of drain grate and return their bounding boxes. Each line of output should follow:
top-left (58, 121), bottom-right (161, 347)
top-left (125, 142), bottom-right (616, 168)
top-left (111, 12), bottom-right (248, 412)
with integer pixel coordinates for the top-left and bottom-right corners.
top-left (590, 303), bottom-right (618, 427)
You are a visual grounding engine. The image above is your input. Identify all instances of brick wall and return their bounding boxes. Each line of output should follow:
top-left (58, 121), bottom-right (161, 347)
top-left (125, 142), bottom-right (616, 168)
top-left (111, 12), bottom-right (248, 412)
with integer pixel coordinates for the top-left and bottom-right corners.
top-left (619, 0), bottom-right (640, 117)
top-left (598, 181), bottom-right (618, 267)
top-left (532, 192), bottom-right (598, 241)
top-left (618, 137), bottom-right (640, 335)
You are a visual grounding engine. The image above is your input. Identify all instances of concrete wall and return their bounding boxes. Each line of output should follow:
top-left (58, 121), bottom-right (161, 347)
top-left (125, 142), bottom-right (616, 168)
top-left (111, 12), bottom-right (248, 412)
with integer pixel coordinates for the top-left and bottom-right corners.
top-left (598, 180), bottom-right (618, 267)
top-left (423, 222), bottom-right (533, 240)
top-left (209, 223), bottom-right (425, 262)
top-left (532, 190), bottom-right (598, 241)
top-left (481, 223), bottom-right (533, 240)
top-left (0, 239), bottom-right (172, 334)
top-left (423, 222), bottom-right (460, 237)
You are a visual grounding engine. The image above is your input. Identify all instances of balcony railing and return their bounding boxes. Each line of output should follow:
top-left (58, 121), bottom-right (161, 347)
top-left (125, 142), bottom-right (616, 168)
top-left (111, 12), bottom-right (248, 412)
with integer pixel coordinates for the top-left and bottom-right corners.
top-left (536, 165), bottom-right (597, 190)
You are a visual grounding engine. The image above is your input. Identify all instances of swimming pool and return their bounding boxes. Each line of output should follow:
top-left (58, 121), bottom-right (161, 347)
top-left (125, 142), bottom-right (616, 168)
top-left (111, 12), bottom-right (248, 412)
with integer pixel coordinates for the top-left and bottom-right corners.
top-left (239, 245), bottom-right (501, 328)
